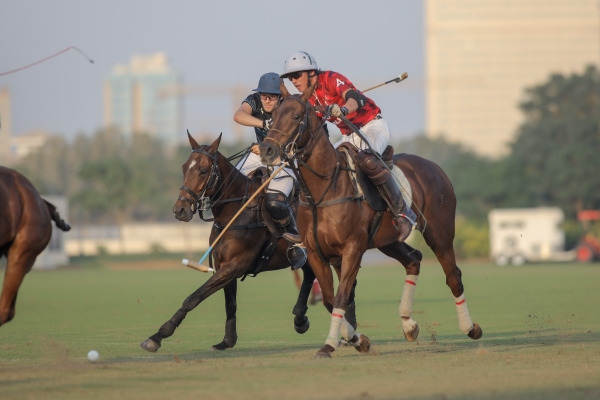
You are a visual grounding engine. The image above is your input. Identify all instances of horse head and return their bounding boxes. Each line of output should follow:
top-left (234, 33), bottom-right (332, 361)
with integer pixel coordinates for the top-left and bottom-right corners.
top-left (259, 83), bottom-right (320, 166)
top-left (173, 132), bottom-right (222, 222)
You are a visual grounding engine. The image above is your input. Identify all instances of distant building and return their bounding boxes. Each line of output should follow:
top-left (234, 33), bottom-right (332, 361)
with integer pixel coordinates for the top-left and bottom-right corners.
top-left (103, 53), bottom-right (182, 148)
top-left (425, 0), bottom-right (600, 157)
top-left (10, 130), bottom-right (51, 159)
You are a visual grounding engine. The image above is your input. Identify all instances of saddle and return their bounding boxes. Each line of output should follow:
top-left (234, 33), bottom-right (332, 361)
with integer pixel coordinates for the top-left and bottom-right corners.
top-left (337, 142), bottom-right (413, 212)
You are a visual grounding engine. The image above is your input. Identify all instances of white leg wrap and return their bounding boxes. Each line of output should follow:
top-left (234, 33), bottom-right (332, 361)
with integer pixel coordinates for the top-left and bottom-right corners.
top-left (399, 275), bottom-right (418, 317)
top-left (339, 317), bottom-right (355, 341)
top-left (325, 308), bottom-right (345, 348)
top-left (454, 294), bottom-right (474, 334)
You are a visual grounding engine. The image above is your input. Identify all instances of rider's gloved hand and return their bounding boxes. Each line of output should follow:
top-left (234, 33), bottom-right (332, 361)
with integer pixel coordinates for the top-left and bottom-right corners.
top-left (263, 118), bottom-right (273, 130)
top-left (328, 104), bottom-right (348, 118)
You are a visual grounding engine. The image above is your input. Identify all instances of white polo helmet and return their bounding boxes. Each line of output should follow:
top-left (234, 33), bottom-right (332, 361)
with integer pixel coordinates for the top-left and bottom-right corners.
top-left (281, 51), bottom-right (318, 78)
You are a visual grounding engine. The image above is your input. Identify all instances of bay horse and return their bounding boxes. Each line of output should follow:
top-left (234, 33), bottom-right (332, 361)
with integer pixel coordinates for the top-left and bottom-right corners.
top-left (141, 132), bottom-right (350, 353)
top-left (259, 88), bottom-right (482, 358)
top-left (0, 166), bottom-right (71, 326)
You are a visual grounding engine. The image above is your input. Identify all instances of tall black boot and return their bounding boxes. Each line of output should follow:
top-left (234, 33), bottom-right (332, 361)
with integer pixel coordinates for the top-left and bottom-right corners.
top-left (377, 175), bottom-right (417, 243)
top-left (265, 194), bottom-right (308, 270)
top-left (356, 150), bottom-right (417, 243)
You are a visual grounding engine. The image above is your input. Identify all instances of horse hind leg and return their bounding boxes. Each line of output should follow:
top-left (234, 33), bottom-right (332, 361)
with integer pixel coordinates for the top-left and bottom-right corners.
top-left (430, 243), bottom-right (482, 340)
top-left (0, 250), bottom-right (38, 326)
top-left (379, 242), bottom-right (422, 342)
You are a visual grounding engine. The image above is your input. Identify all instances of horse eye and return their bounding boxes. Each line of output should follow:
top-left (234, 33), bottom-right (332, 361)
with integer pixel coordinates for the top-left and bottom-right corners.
top-left (199, 169), bottom-right (209, 175)
top-left (293, 114), bottom-right (301, 120)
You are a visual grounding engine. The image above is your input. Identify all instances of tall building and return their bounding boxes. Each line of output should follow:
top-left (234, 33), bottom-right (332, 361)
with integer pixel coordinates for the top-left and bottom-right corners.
top-left (104, 53), bottom-right (182, 147)
top-left (425, 0), bottom-right (600, 157)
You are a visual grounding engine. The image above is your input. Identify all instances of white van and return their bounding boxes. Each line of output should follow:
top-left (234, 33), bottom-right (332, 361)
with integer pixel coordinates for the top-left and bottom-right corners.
top-left (488, 207), bottom-right (574, 266)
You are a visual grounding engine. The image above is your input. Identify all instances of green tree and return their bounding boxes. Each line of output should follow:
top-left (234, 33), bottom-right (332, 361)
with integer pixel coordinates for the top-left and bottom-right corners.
top-left (506, 65), bottom-right (600, 218)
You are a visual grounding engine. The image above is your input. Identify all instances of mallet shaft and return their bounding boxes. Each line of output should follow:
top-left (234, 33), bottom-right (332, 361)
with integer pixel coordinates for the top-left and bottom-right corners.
top-left (362, 72), bottom-right (408, 93)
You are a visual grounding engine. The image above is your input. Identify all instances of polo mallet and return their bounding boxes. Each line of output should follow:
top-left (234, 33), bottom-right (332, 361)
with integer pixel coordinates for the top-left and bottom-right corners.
top-left (362, 72), bottom-right (408, 93)
top-left (182, 162), bottom-right (288, 273)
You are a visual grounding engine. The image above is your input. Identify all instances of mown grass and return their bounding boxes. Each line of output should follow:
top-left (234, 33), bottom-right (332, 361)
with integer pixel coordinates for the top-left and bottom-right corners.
top-left (1, 257), bottom-right (599, 400)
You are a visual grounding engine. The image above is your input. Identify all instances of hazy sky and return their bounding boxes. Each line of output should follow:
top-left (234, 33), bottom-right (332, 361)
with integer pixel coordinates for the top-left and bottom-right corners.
top-left (1, 0), bottom-right (424, 145)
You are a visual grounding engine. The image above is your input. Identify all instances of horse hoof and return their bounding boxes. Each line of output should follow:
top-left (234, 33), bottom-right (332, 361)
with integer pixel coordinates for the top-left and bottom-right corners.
top-left (468, 323), bottom-right (483, 340)
top-left (212, 340), bottom-right (234, 351)
top-left (315, 344), bottom-right (335, 358)
top-left (352, 333), bottom-right (371, 353)
top-left (140, 338), bottom-right (160, 353)
top-left (403, 323), bottom-right (420, 342)
top-left (294, 316), bottom-right (310, 334)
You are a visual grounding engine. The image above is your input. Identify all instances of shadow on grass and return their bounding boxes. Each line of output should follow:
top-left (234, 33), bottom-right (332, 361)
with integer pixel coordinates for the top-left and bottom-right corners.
top-left (103, 327), bottom-right (600, 366)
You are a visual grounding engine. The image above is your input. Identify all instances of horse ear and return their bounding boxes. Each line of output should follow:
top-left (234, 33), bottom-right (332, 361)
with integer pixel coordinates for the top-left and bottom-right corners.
top-left (208, 133), bottom-right (222, 154)
top-left (187, 129), bottom-right (200, 149)
top-left (279, 78), bottom-right (290, 98)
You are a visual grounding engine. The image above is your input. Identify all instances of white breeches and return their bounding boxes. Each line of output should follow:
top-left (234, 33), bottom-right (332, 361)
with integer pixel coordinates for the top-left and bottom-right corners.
top-left (333, 117), bottom-right (390, 155)
top-left (235, 151), bottom-right (295, 196)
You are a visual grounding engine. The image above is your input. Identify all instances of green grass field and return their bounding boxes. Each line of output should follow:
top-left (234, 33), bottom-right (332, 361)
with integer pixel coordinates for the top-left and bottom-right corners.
top-left (1, 257), bottom-right (599, 400)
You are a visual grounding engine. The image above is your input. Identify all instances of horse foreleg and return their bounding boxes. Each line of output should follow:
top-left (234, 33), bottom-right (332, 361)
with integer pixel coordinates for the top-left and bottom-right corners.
top-left (317, 251), bottom-right (369, 358)
top-left (292, 263), bottom-right (315, 334)
top-left (212, 279), bottom-right (238, 350)
top-left (140, 268), bottom-right (237, 353)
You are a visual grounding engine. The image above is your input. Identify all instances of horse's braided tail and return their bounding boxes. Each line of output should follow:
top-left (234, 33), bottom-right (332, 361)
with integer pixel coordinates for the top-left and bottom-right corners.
top-left (43, 199), bottom-right (71, 231)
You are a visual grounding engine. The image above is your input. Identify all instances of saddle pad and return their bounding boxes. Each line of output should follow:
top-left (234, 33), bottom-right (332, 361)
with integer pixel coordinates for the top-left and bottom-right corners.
top-left (391, 166), bottom-right (413, 208)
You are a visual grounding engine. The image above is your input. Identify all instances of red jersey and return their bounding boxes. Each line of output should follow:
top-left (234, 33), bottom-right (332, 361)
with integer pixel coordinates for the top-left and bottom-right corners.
top-left (309, 70), bottom-right (381, 135)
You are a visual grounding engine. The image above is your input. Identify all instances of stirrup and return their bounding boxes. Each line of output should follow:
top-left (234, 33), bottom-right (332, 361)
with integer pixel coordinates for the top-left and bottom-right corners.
top-left (398, 212), bottom-right (417, 229)
top-left (288, 246), bottom-right (307, 270)
top-left (392, 214), bottom-right (417, 240)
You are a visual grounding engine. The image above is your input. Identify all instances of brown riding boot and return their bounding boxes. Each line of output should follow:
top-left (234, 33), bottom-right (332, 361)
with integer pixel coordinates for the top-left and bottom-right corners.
top-left (356, 150), bottom-right (416, 243)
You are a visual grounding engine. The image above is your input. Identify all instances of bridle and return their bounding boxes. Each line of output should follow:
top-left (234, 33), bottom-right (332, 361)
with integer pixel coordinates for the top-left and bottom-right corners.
top-left (263, 95), bottom-right (319, 165)
top-left (177, 148), bottom-right (221, 219)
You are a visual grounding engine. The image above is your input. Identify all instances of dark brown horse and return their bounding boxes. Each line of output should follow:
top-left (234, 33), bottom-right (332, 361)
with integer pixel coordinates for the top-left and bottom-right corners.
top-left (140, 132), bottom-right (340, 353)
top-left (0, 166), bottom-right (71, 326)
top-left (259, 88), bottom-right (482, 358)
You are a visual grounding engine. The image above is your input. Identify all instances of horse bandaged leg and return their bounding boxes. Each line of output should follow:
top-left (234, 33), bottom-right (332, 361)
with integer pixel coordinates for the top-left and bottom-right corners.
top-left (325, 308), bottom-right (345, 348)
top-left (399, 275), bottom-right (420, 341)
top-left (454, 294), bottom-right (474, 334)
top-left (339, 315), bottom-right (356, 341)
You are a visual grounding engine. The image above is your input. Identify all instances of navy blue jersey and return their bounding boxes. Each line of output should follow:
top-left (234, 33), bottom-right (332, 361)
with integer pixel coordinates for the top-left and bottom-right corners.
top-left (242, 92), bottom-right (273, 143)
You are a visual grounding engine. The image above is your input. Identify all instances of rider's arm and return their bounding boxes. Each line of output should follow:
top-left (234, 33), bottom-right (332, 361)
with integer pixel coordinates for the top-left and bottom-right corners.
top-left (233, 102), bottom-right (263, 129)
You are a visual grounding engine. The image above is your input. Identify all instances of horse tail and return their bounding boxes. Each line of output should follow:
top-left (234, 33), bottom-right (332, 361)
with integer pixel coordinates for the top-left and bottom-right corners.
top-left (43, 199), bottom-right (71, 232)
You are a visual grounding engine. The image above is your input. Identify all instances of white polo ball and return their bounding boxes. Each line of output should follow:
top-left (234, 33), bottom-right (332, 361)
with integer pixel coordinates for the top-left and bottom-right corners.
top-left (87, 350), bottom-right (99, 362)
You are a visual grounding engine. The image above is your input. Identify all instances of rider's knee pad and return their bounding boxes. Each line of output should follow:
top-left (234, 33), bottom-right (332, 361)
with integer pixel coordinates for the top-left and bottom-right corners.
top-left (264, 193), bottom-right (290, 221)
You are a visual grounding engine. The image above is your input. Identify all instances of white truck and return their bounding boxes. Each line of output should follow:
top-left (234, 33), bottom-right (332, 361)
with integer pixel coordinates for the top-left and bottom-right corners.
top-left (488, 207), bottom-right (575, 266)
